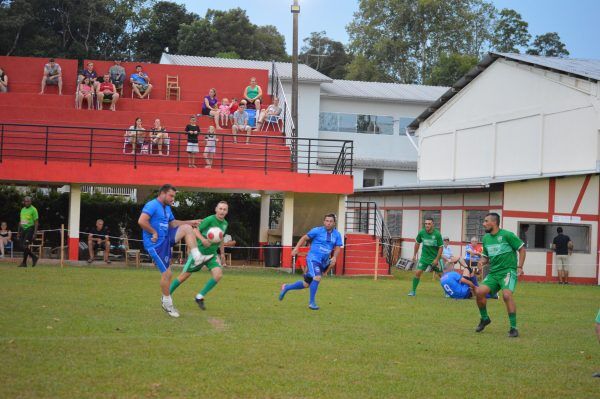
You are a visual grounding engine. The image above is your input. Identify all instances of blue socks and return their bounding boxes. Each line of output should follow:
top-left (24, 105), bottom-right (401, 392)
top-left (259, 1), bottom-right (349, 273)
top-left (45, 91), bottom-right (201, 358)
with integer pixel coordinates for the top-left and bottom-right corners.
top-left (309, 280), bottom-right (320, 305)
top-left (286, 280), bottom-right (306, 292)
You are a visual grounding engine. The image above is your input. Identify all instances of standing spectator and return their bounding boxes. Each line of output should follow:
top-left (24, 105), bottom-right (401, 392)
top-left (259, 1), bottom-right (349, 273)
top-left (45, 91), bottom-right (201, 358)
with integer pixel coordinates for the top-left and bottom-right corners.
top-left (552, 227), bottom-right (573, 284)
top-left (109, 60), bottom-right (126, 92)
top-left (150, 118), bottom-right (168, 155)
top-left (519, 224), bottom-right (529, 248)
top-left (17, 196), bottom-right (39, 267)
top-left (0, 221), bottom-right (12, 258)
top-left (465, 236), bottom-right (483, 273)
top-left (186, 115), bottom-right (200, 168)
top-left (130, 65), bottom-right (153, 99)
top-left (87, 219), bottom-right (111, 264)
top-left (232, 100), bottom-right (252, 144)
top-left (201, 88), bottom-right (220, 126)
top-left (97, 73), bottom-right (120, 111)
top-left (40, 58), bottom-right (63, 95)
top-left (0, 67), bottom-right (8, 93)
top-left (218, 98), bottom-right (231, 128)
top-left (243, 77), bottom-right (262, 111)
top-left (124, 117), bottom-right (146, 153)
top-left (255, 97), bottom-right (281, 131)
top-left (77, 77), bottom-right (94, 110)
top-left (204, 125), bottom-right (218, 169)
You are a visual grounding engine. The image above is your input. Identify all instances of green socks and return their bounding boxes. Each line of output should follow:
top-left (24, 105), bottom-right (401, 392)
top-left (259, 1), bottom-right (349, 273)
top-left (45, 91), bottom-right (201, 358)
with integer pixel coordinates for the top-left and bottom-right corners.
top-left (479, 306), bottom-right (490, 320)
top-left (169, 279), bottom-right (181, 295)
top-left (508, 312), bottom-right (517, 329)
top-left (200, 277), bottom-right (218, 297)
top-left (411, 277), bottom-right (420, 292)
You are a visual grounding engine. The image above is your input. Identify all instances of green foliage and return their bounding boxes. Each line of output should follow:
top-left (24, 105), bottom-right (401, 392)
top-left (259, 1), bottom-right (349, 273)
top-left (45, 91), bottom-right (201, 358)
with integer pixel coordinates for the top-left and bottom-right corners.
top-left (426, 53), bottom-right (479, 86)
top-left (344, 54), bottom-right (392, 82)
top-left (215, 51), bottom-right (240, 59)
top-left (301, 31), bottom-right (351, 79)
top-left (527, 32), bottom-right (570, 57)
top-left (491, 8), bottom-right (531, 53)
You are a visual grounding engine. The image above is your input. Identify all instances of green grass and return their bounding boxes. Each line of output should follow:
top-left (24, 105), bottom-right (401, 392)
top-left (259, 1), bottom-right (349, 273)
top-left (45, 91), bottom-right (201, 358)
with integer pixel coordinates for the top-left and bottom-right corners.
top-left (0, 263), bottom-right (599, 398)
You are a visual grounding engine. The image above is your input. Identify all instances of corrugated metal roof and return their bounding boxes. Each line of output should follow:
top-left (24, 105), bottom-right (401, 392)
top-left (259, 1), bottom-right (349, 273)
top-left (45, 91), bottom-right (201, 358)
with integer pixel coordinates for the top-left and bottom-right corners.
top-left (160, 53), bottom-right (332, 83)
top-left (321, 80), bottom-right (447, 103)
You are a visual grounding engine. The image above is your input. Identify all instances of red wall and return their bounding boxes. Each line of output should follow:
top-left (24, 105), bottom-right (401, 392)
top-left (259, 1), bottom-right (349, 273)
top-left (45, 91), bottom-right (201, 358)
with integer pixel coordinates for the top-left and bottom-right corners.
top-left (0, 56), bottom-right (78, 94)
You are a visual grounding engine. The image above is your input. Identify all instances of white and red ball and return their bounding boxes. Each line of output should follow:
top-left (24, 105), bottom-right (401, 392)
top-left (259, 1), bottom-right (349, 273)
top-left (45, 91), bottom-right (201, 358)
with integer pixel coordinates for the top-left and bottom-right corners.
top-left (206, 227), bottom-right (224, 244)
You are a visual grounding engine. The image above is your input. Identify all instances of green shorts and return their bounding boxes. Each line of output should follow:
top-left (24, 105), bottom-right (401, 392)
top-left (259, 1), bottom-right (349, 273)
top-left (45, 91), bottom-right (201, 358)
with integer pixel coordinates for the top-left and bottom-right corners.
top-left (482, 270), bottom-right (518, 294)
top-left (595, 310), bottom-right (600, 324)
top-left (185, 255), bottom-right (221, 273)
top-left (417, 260), bottom-right (442, 273)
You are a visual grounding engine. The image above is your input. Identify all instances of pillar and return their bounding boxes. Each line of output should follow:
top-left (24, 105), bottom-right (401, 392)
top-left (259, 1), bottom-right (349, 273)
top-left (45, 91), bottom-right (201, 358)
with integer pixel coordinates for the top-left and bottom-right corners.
top-left (335, 195), bottom-right (347, 275)
top-left (281, 192), bottom-right (294, 268)
top-left (68, 183), bottom-right (81, 261)
top-left (258, 192), bottom-right (271, 261)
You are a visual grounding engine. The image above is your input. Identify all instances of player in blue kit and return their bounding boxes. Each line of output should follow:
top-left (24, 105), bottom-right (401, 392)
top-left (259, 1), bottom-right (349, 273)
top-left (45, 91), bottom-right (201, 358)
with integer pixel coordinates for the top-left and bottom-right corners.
top-left (440, 264), bottom-right (478, 299)
top-left (279, 214), bottom-right (343, 310)
top-left (138, 184), bottom-right (213, 318)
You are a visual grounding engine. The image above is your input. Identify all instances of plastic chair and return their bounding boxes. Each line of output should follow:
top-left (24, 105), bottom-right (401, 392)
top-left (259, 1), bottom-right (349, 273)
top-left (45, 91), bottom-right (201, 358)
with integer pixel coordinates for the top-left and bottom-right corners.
top-left (4, 241), bottom-right (13, 258)
top-left (262, 114), bottom-right (283, 132)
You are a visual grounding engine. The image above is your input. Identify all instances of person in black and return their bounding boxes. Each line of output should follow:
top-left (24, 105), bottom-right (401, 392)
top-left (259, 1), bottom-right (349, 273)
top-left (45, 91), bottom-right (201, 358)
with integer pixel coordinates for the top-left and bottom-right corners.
top-left (185, 115), bottom-right (200, 168)
top-left (87, 219), bottom-right (111, 264)
top-left (552, 227), bottom-right (573, 284)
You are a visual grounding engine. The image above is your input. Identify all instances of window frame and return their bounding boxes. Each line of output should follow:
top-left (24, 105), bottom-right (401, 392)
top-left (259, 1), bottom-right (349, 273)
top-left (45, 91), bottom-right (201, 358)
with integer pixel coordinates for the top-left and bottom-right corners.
top-left (517, 221), bottom-right (591, 254)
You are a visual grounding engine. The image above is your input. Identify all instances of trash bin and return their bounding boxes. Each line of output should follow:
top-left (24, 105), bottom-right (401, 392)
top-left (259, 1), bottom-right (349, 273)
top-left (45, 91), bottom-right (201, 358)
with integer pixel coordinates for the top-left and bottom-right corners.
top-left (264, 244), bottom-right (282, 267)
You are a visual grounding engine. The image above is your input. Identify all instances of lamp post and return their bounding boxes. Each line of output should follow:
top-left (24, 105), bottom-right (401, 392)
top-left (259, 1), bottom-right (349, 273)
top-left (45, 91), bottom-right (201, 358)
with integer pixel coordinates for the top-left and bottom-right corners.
top-left (291, 0), bottom-right (300, 137)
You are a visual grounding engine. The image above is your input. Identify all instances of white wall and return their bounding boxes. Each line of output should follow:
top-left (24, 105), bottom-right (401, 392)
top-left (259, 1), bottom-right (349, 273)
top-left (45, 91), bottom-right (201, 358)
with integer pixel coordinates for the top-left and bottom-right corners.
top-left (282, 81), bottom-right (322, 140)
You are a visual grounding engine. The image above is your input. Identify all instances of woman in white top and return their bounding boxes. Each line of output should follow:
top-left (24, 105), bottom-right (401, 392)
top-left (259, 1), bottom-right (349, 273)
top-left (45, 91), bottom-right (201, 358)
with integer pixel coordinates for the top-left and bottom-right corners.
top-left (124, 117), bottom-right (146, 153)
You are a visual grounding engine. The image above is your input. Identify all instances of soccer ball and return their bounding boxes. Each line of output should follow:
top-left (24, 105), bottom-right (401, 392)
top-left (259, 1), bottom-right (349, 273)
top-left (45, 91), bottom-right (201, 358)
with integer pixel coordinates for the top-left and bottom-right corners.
top-left (206, 227), bottom-right (223, 244)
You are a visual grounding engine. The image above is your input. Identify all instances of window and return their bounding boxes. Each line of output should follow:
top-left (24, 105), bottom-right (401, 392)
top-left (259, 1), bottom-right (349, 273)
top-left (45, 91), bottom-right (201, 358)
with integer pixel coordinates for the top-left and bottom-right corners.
top-left (363, 169), bottom-right (383, 187)
top-left (517, 222), bottom-right (591, 253)
top-left (463, 210), bottom-right (488, 242)
top-left (386, 210), bottom-right (403, 237)
top-left (319, 112), bottom-right (394, 135)
top-left (398, 117), bottom-right (414, 135)
top-left (339, 113), bottom-right (357, 133)
top-left (421, 210), bottom-right (441, 230)
top-left (319, 112), bottom-right (338, 132)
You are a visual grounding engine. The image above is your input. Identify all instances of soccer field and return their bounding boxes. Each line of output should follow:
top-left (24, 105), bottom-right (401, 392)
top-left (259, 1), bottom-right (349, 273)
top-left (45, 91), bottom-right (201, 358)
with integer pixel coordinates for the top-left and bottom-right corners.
top-left (0, 264), bottom-right (598, 398)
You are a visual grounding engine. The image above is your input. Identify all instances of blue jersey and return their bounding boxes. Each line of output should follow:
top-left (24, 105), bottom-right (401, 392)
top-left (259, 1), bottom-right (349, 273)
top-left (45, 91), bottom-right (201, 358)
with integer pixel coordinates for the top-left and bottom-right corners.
top-left (141, 199), bottom-right (175, 244)
top-left (306, 226), bottom-right (343, 262)
top-left (440, 271), bottom-right (470, 299)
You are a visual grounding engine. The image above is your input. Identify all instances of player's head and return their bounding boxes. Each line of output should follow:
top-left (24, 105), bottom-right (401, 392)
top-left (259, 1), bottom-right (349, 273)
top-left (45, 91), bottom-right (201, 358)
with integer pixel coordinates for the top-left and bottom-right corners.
top-left (23, 196), bottom-right (32, 207)
top-left (323, 213), bottom-right (336, 230)
top-left (215, 201), bottom-right (229, 220)
top-left (96, 219), bottom-right (104, 229)
top-left (557, 227), bottom-right (563, 234)
top-left (443, 262), bottom-right (453, 274)
top-left (483, 212), bottom-right (501, 233)
top-left (157, 184), bottom-right (177, 205)
top-left (424, 216), bottom-right (434, 232)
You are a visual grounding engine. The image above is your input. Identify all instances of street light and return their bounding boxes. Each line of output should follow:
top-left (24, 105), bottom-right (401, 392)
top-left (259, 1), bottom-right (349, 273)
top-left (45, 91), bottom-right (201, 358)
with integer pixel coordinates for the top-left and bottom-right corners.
top-left (291, 0), bottom-right (299, 137)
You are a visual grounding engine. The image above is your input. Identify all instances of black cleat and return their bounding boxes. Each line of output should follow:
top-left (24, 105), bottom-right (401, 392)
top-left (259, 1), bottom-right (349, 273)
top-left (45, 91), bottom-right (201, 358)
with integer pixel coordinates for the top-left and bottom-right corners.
top-left (508, 328), bottom-right (519, 338)
top-left (18, 263), bottom-right (27, 268)
top-left (195, 297), bottom-right (206, 311)
top-left (31, 255), bottom-right (38, 267)
top-left (475, 318), bottom-right (491, 332)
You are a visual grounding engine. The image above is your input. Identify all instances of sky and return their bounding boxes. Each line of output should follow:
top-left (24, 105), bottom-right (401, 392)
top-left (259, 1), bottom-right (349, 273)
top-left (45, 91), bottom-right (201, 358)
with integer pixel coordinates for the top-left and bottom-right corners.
top-left (177, 0), bottom-right (600, 59)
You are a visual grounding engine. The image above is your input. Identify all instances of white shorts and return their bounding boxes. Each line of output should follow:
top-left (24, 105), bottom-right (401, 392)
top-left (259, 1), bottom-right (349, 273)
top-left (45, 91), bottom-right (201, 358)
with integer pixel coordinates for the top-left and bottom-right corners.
top-left (204, 145), bottom-right (216, 154)
top-left (187, 143), bottom-right (199, 153)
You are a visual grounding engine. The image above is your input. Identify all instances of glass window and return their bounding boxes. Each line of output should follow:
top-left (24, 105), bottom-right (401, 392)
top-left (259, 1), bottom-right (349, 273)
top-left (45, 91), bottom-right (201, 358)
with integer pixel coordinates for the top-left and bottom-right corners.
top-left (517, 222), bottom-right (591, 253)
top-left (376, 116), bottom-right (394, 135)
top-left (463, 210), bottom-right (488, 242)
top-left (398, 117), bottom-right (415, 135)
top-left (338, 113), bottom-right (357, 133)
top-left (319, 112), bottom-right (338, 132)
top-left (386, 210), bottom-right (403, 237)
top-left (357, 114), bottom-right (374, 133)
top-left (363, 169), bottom-right (383, 187)
top-left (319, 112), bottom-right (394, 135)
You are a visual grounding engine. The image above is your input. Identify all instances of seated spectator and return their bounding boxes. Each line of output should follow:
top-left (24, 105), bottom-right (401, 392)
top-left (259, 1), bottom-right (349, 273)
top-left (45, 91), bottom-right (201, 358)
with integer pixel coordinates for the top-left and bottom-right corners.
top-left (87, 219), bottom-right (111, 264)
top-left (232, 100), bottom-right (252, 144)
top-left (77, 77), bottom-right (94, 110)
top-left (124, 117), bottom-right (146, 153)
top-left (218, 98), bottom-right (231, 128)
top-left (109, 60), bottom-right (126, 92)
top-left (204, 125), bottom-right (218, 168)
top-left (130, 65), bottom-right (152, 99)
top-left (150, 118), bottom-right (168, 155)
top-left (441, 237), bottom-right (466, 269)
top-left (0, 221), bottom-right (12, 258)
top-left (228, 97), bottom-right (239, 123)
top-left (40, 58), bottom-right (63, 95)
top-left (0, 67), bottom-right (8, 93)
top-left (201, 88), bottom-right (220, 123)
top-left (79, 61), bottom-right (100, 89)
top-left (464, 236), bottom-right (482, 272)
top-left (255, 97), bottom-right (282, 131)
top-left (97, 73), bottom-right (120, 111)
top-left (243, 77), bottom-right (262, 111)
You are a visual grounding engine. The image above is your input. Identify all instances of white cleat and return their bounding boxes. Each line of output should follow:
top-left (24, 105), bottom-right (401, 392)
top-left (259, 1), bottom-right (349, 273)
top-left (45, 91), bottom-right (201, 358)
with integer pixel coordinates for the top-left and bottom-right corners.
top-left (162, 301), bottom-right (180, 318)
top-left (193, 253), bottom-right (214, 266)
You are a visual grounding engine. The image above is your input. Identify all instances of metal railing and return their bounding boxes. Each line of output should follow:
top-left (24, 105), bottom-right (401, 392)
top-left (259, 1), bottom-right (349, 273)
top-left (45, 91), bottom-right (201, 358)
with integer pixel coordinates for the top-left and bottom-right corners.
top-left (0, 123), bottom-right (353, 175)
top-left (271, 61), bottom-right (297, 169)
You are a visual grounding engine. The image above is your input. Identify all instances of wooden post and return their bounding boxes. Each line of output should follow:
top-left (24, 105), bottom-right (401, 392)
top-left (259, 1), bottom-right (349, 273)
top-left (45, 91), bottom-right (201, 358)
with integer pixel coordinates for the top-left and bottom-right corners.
top-left (60, 224), bottom-right (65, 268)
top-left (374, 238), bottom-right (380, 281)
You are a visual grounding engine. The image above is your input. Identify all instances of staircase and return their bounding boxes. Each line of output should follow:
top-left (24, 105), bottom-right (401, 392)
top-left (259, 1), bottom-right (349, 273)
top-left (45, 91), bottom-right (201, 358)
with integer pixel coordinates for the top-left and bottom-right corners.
top-left (343, 233), bottom-right (390, 276)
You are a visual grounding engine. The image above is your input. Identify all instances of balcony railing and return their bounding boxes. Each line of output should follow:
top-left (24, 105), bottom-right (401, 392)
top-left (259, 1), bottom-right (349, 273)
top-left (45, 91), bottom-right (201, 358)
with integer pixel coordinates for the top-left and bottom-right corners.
top-left (0, 123), bottom-right (353, 175)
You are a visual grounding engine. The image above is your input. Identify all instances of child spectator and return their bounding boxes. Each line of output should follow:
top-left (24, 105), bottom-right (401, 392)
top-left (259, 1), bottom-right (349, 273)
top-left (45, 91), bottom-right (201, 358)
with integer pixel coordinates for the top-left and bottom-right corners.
top-left (40, 58), bottom-right (62, 95)
top-left (218, 98), bottom-right (231, 128)
top-left (232, 100), bottom-right (251, 144)
top-left (0, 221), bottom-right (12, 258)
top-left (186, 115), bottom-right (200, 168)
top-left (77, 77), bottom-right (94, 110)
top-left (97, 73), bottom-right (120, 111)
top-left (0, 67), bottom-right (8, 93)
top-left (124, 117), bottom-right (145, 153)
top-left (130, 65), bottom-right (152, 99)
top-left (204, 125), bottom-right (218, 169)
top-left (150, 118), bottom-right (168, 155)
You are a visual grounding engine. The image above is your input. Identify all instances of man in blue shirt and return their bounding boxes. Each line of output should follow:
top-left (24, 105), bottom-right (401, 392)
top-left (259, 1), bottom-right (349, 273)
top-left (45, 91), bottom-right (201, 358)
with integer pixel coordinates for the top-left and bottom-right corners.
top-left (440, 264), bottom-right (478, 299)
top-left (130, 65), bottom-right (153, 99)
top-left (138, 184), bottom-right (213, 318)
top-left (279, 214), bottom-right (343, 310)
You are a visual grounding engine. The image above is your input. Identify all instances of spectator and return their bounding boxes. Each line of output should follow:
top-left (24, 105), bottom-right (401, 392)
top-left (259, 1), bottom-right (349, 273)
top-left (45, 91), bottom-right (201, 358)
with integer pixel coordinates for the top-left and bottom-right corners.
top-left (218, 98), bottom-right (231, 128)
top-left (232, 100), bottom-right (252, 144)
top-left (96, 73), bottom-right (119, 111)
top-left (79, 61), bottom-right (99, 90)
top-left (185, 115), bottom-right (200, 168)
top-left (552, 227), bottom-right (573, 285)
top-left (0, 221), bottom-right (12, 258)
top-left (594, 309), bottom-right (600, 378)
top-left (243, 77), bottom-right (262, 111)
top-left (441, 237), bottom-right (466, 269)
top-left (130, 65), bottom-right (152, 99)
top-left (109, 60), bottom-right (126, 92)
top-left (124, 117), bottom-right (145, 153)
top-left (0, 67), bottom-right (8, 93)
top-left (464, 236), bottom-right (483, 272)
top-left (17, 196), bottom-right (39, 267)
top-left (40, 58), bottom-right (63, 95)
top-left (204, 125), bottom-right (218, 169)
top-left (201, 88), bottom-right (220, 126)
top-left (255, 97), bottom-right (282, 131)
top-left (87, 219), bottom-right (111, 264)
top-left (77, 77), bottom-right (94, 110)
top-left (228, 97), bottom-right (239, 124)
top-left (519, 224), bottom-right (529, 248)
top-left (150, 118), bottom-right (168, 155)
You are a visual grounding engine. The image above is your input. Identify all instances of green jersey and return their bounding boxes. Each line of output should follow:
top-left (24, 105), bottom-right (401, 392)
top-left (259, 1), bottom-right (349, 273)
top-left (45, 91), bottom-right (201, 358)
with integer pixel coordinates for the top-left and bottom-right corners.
top-left (197, 215), bottom-right (228, 255)
top-left (416, 228), bottom-right (443, 265)
top-left (482, 229), bottom-right (524, 274)
top-left (20, 206), bottom-right (39, 230)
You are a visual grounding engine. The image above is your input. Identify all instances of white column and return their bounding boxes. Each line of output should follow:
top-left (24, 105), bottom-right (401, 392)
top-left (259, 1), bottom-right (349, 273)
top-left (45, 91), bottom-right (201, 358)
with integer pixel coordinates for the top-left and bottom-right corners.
top-left (336, 195), bottom-right (347, 236)
top-left (259, 192), bottom-right (271, 243)
top-left (68, 184), bottom-right (81, 260)
top-left (281, 192), bottom-right (295, 247)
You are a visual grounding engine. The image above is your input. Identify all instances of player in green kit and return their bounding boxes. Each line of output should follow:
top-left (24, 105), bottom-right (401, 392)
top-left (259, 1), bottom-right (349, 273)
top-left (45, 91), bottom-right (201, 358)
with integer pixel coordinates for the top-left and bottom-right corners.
top-left (475, 213), bottom-right (526, 337)
top-left (170, 201), bottom-right (229, 311)
top-left (408, 216), bottom-right (444, 296)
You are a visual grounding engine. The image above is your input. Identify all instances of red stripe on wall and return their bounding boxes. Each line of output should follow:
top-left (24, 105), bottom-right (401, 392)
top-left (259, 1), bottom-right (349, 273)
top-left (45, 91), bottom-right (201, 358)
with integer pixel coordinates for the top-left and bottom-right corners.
top-left (572, 175), bottom-right (592, 214)
top-left (503, 210), bottom-right (548, 219)
top-left (545, 252), bottom-right (553, 281)
top-left (548, 177), bottom-right (556, 219)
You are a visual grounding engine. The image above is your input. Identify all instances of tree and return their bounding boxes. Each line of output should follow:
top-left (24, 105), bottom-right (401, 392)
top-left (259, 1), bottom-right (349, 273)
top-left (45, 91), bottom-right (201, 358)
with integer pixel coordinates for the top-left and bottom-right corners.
top-left (300, 31), bottom-right (351, 79)
top-left (526, 32), bottom-right (569, 57)
top-left (491, 8), bottom-right (530, 53)
top-left (426, 53), bottom-right (479, 86)
top-left (344, 54), bottom-right (392, 82)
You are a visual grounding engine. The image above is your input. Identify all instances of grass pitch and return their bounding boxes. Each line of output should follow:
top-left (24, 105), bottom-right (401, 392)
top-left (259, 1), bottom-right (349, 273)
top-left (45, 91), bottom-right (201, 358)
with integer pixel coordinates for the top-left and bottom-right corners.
top-left (0, 263), bottom-right (598, 398)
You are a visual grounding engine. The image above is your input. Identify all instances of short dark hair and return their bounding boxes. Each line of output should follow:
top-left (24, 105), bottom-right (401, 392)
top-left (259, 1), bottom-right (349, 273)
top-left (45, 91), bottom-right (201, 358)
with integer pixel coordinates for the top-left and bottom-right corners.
top-left (486, 212), bottom-right (501, 226)
top-left (557, 227), bottom-right (563, 233)
top-left (49, 58), bottom-right (55, 62)
top-left (159, 184), bottom-right (176, 194)
top-left (424, 215), bottom-right (434, 223)
top-left (217, 200), bottom-right (228, 207)
top-left (136, 65), bottom-right (142, 69)
top-left (324, 213), bottom-right (337, 223)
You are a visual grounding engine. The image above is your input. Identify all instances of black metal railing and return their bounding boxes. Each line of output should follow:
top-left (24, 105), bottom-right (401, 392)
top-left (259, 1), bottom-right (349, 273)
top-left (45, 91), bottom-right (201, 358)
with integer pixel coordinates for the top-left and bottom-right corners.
top-left (0, 123), bottom-right (353, 175)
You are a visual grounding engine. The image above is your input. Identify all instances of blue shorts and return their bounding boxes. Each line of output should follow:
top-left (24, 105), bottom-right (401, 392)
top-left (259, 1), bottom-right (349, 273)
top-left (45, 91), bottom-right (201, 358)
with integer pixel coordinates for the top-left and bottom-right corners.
top-left (144, 227), bottom-right (178, 273)
top-left (450, 289), bottom-right (472, 299)
top-left (305, 256), bottom-right (330, 278)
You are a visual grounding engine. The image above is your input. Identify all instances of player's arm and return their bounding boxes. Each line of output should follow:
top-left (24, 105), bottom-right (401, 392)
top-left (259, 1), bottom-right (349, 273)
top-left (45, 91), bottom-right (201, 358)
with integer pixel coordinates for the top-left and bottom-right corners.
top-left (517, 245), bottom-right (526, 275)
top-left (193, 228), bottom-right (211, 248)
top-left (33, 219), bottom-right (39, 237)
top-left (291, 234), bottom-right (309, 257)
top-left (170, 218), bottom-right (201, 228)
top-left (568, 240), bottom-right (574, 255)
top-left (138, 213), bottom-right (158, 242)
top-left (432, 246), bottom-right (443, 266)
top-left (412, 242), bottom-right (420, 262)
top-left (460, 276), bottom-right (476, 289)
top-left (324, 245), bottom-right (342, 274)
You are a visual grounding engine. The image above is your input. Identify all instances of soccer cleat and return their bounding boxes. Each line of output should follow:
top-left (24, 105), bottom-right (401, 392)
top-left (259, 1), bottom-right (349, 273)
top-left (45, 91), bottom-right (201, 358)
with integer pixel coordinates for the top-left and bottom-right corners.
top-left (161, 302), bottom-right (180, 318)
top-left (508, 328), bottom-right (519, 338)
top-left (31, 254), bottom-right (38, 267)
top-left (475, 318), bottom-right (491, 332)
top-left (278, 284), bottom-right (287, 301)
top-left (592, 372), bottom-right (600, 378)
top-left (308, 303), bottom-right (320, 310)
top-left (195, 297), bottom-right (206, 310)
top-left (407, 291), bottom-right (416, 296)
top-left (18, 263), bottom-right (27, 268)
top-left (193, 253), bottom-right (214, 266)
